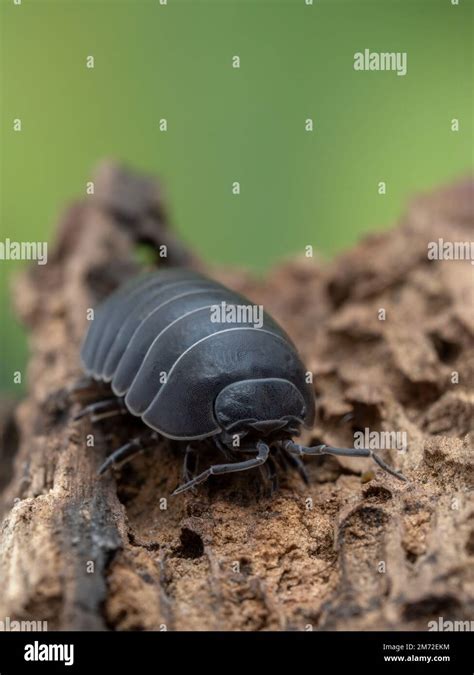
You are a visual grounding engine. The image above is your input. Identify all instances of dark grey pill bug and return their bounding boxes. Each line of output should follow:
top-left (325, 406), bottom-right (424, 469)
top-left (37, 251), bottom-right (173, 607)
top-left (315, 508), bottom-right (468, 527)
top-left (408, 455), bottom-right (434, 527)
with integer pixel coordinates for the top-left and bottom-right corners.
top-left (77, 268), bottom-right (406, 494)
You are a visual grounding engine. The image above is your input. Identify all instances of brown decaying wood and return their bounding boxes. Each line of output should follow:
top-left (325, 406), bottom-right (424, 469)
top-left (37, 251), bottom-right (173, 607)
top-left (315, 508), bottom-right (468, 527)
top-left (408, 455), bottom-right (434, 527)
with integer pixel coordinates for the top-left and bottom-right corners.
top-left (0, 163), bottom-right (472, 631)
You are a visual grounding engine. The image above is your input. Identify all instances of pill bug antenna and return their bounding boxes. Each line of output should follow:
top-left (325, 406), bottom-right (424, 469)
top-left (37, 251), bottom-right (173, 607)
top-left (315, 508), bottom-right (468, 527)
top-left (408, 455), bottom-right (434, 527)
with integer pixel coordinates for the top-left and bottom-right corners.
top-left (283, 440), bottom-right (407, 482)
top-left (172, 440), bottom-right (270, 495)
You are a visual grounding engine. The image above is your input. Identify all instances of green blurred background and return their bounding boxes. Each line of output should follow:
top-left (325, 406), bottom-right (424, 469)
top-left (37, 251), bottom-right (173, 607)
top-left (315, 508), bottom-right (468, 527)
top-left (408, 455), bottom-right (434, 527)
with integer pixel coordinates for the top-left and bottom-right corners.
top-left (0, 0), bottom-right (472, 394)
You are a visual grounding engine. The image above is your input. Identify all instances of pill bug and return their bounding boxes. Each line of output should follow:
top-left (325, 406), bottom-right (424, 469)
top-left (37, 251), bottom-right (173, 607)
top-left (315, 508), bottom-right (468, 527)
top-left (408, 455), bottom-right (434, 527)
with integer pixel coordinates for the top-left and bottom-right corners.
top-left (77, 268), bottom-right (406, 494)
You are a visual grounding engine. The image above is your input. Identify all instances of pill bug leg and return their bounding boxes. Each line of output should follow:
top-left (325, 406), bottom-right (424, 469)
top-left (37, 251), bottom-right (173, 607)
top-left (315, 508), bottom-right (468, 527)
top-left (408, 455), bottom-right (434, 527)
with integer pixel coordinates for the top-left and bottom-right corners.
top-left (278, 443), bottom-right (309, 484)
top-left (284, 440), bottom-right (407, 482)
top-left (256, 456), bottom-right (278, 497)
top-left (265, 455), bottom-right (279, 494)
top-left (257, 464), bottom-right (271, 496)
top-left (73, 397), bottom-right (127, 422)
top-left (182, 444), bottom-right (200, 487)
top-left (172, 441), bottom-right (270, 495)
top-left (69, 377), bottom-right (126, 424)
top-left (98, 430), bottom-right (159, 475)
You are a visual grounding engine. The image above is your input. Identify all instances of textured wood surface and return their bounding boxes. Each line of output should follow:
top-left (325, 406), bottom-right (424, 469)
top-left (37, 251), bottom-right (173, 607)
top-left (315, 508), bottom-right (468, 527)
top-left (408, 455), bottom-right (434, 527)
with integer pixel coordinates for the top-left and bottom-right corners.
top-left (0, 165), bottom-right (472, 631)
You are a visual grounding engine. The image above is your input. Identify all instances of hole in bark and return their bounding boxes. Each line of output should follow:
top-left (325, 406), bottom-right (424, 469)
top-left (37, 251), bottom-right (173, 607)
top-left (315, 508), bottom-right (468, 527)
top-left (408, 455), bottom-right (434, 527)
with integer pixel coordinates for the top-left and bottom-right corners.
top-left (175, 527), bottom-right (204, 559)
top-left (429, 333), bottom-right (461, 364)
top-left (239, 557), bottom-right (252, 575)
top-left (350, 402), bottom-right (382, 431)
top-left (405, 550), bottom-right (418, 564)
top-left (465, 530), bottom-right (474, 556)
top-left (0, 405), bottom-right (20, 493)
top-left (397, 379), bottom-right (441, 408)
top-left (363, 485), bottom-right (393, 502)
top-left (402, 595), bottom-right (461, 621)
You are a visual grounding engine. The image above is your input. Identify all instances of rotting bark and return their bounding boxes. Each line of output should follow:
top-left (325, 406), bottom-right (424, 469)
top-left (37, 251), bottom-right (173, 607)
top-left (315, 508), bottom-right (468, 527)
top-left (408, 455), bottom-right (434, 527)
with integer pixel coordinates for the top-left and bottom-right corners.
top-left (0, 163), bottom-right (472, 631)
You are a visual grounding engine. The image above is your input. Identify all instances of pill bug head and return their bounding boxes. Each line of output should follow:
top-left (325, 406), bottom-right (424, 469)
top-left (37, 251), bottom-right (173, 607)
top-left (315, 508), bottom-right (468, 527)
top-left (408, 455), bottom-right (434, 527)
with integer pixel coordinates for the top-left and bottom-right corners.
top-left (214, 378), bottom-right (307, 446)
